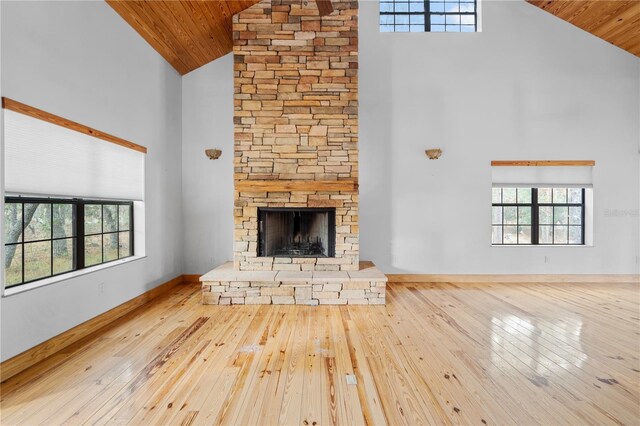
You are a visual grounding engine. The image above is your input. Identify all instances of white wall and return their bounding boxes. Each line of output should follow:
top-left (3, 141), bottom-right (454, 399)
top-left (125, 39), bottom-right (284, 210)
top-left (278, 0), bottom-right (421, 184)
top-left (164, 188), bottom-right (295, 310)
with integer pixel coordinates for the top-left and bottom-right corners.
top-left (0, 1), bottom-right (183, 361)
top-left (181, 56), bottom-right (235, 274)
top-left (358, 0), bottom-right (640, 274)
top-left (181, 0), bottom-right (639, 275)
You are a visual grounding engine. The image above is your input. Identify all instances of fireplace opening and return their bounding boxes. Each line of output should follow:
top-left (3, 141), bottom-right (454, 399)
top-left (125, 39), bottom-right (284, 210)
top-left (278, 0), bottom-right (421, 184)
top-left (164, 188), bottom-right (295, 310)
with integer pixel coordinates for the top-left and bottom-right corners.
top-left (258, 208), bottom-right (336, 257)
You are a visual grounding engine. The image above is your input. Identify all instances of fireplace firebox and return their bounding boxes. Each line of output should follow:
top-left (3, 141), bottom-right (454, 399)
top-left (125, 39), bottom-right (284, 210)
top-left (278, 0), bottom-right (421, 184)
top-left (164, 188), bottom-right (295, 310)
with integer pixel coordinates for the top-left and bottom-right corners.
top-left (258, 208), bottom-right (335, 258)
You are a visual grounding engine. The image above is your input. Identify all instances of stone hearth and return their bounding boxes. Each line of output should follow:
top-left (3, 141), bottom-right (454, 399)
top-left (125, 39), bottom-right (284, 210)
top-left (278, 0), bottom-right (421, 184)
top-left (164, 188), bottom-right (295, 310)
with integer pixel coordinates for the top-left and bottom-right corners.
top-left (201, 261), bottom-right (386, 305)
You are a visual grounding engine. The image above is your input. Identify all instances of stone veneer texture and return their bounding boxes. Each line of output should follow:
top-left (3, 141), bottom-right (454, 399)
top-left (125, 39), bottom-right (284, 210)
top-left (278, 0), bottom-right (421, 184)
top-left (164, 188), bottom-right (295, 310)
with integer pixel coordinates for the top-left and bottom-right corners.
top-left (233, 0), bottom-right (359, 272)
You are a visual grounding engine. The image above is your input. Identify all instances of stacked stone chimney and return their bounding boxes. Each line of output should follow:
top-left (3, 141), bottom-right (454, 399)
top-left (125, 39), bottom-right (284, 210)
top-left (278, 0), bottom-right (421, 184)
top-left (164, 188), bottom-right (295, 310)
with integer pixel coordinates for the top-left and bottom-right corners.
top-left (233, 0), bottom-right (359, 272)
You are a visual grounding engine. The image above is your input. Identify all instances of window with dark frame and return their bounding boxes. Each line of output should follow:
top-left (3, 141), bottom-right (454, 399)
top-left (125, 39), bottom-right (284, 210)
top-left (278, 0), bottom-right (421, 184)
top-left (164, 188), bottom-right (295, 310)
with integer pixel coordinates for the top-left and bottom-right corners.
top-left (380, 0), bottom-right (478, 32)
top-left (4, 197), bottom-right (134, 289)
top-left (492, 187), bottom-right (585, 245)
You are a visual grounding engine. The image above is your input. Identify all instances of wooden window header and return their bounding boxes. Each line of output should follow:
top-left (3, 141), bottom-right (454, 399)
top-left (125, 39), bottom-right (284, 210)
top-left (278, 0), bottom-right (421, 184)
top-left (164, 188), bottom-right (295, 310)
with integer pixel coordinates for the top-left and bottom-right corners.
top-left (2, 97), bottom-right (147, 154)
top-left (491, 161), bottom-right (595, 167)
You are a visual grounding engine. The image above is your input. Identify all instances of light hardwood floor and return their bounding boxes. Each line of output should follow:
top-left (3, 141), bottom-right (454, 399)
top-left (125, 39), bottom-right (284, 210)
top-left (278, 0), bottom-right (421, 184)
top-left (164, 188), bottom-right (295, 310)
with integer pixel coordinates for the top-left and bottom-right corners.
top-left (1, 280), bottom-right (639, 425)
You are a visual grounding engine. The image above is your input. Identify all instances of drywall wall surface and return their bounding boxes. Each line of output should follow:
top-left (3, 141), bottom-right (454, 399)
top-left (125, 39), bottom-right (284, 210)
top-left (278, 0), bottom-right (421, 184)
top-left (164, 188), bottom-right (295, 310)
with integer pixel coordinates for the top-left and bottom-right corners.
top-left (0, 0), bottom-right (183, 361)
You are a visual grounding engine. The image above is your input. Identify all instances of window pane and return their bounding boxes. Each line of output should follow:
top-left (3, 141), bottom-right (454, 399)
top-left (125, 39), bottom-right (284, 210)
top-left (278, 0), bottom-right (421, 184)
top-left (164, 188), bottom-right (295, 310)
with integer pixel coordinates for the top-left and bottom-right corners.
top-left (539, 206), bottom-right (553, 224)
top-left (553, 188), bottom-right (567, 203)
top-left (568, 188), bottom-right (582, 204)
top-left (569, 207), bottom-right (582, 225)
top-left (5, 244), bottom-right (22, 286)
top-left (492, 207), bottom-right (502, 225)
top-left (503, 226), bottom-right (517, 244)
top-left (380, 15), bottom-right (394, 25)
top-left (380, 25), bottom-right (394, 32)
top-left (410, 25), bottom-right (424, 32)
top-left (104, 233), bottom-right (118, 262)
top-left (24, 203), bottom-right (51, 242)
top-left (518, 226), bottom-right (531, 244)
top-left (539, 225), bottom-right (553, 244)
top-left (104, 205), bottom-right (118, 232)
top-left (431, 14), bottom-right (446, 25)
top-left (461, 15), bottom-right (475, 25)
top-left (569, 226), bottom-right (582, 244)
top-left (395, 15), bottom-right (409, 25)
top-left (85, 235), bottom-right (102, 266)
top-left (502, 188), bottom-right (517, 203)
top-left (4, 203), bottom-right (22, 243)
top-left (517, 188), bottom-right (531, 204)
top-left (119, 232), bottom-right (131, 258)
top-left (410, 14), bottom-right (424, 25)
top-left (24, 241), bottom-right (51, 282)
top-left (431, 25), bottom-right (446, 32)
top-left (53, 204), bottom-right (74, 238)
top-left (460, 2), bottom-right (475, 12)
top-left (445, 3), bottom-right (460, 12)
top-left (380, 2), bottom-right (394, 12)
top-left (492, 188), bottom-right (501, 203)
top-left (460, 25), bottom-right (475, 32)
top-left (446, 25), bottom-right (461, 32)
top-left (554, 206), bottom-right (568, 225)
top-left (53, 238), bottom-right (75, 274)
top-left (445, 14), bottom-right (460, 24)
top-left (538, 188), bottom-right (552, 203)
top-left (395, 2), bottom-right (409, 12)
top-left (431, 2), bottom-right (445, 12)
top-left (85, 205), bottom-right (102, 235)
top-left (492, 226), bottom-right (502, 244)
top-left (395, 25), bottom-right (410, 32)
top-left (119, 205), bottom-right (131, 231)
top-left (518, 207), bottom-right (531, 225)
top-left (504, 207), bottom-right (517, 224)
top-left (554, 226), bottom-right (568, 244)
top-left (409, 2), bottom-right (424, 12)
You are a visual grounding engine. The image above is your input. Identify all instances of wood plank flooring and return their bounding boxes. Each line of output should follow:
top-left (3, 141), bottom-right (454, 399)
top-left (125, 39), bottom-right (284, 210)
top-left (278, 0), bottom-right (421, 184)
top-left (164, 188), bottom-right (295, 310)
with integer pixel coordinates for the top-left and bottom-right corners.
top-left (1, 280), bottom-right (638, 425)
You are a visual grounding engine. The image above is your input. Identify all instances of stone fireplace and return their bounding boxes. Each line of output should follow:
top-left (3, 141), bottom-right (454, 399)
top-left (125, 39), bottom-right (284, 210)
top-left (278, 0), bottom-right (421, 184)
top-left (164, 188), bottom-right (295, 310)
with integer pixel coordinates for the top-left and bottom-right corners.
top-left (200, 0), bottom-right (386, 305)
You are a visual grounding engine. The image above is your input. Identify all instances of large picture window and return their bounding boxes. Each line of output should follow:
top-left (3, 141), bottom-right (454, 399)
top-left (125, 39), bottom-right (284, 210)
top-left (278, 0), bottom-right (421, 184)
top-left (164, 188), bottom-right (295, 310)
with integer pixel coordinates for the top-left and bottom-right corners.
top-left (4, 197), bottom-right (133, 288)
top-left (492, 187), bottom-right (585, 245)
top-left (380, 0), bottom-right (478, 32)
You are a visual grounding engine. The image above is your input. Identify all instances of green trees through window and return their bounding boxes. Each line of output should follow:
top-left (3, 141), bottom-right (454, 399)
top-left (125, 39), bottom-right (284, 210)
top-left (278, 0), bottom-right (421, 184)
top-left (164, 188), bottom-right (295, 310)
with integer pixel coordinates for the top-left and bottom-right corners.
top-left (4, 197), bottom-right (133, 289)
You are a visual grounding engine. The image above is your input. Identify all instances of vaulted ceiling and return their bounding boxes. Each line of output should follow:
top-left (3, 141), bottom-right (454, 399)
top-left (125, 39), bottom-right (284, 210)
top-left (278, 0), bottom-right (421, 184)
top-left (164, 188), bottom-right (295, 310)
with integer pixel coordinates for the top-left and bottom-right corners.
top-left (527, 0), bottom-right (640, 57)
top-left (107, 0), bottom-right (639, 76)
top-left (106, 0), bottom-right (260, 75)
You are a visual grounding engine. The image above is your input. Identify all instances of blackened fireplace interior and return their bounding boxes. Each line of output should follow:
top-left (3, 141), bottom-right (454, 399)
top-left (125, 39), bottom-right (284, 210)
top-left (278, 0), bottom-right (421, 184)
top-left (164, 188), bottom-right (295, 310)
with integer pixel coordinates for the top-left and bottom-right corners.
top-left (258, 208), bottom-right (335, 257)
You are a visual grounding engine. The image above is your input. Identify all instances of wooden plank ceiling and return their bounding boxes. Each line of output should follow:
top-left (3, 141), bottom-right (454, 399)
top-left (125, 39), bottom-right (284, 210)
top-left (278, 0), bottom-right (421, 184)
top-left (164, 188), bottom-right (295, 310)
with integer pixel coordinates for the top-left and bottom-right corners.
top-left (106, 0), bottom-right (261, 75)
top-left (527, 0), bottom-right (640, 57)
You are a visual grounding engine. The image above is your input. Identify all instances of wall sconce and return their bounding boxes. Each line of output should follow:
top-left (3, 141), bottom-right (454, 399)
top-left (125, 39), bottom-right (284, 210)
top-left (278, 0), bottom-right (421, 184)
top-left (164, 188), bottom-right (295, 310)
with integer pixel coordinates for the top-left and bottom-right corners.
top-left (205, 149), bottom-right (222, 160)
top-left (425, 149), bottom-right (442, 160)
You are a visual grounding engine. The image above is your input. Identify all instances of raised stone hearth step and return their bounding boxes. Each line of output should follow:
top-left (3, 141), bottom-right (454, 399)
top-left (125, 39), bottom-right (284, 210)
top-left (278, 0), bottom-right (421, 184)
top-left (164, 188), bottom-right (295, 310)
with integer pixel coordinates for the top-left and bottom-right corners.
top-left (200, 261), bottom-right (387, 306)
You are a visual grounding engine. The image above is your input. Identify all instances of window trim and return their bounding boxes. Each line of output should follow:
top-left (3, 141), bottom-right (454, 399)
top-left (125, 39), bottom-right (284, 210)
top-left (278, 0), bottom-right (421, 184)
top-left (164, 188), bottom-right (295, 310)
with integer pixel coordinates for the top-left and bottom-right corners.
top-left (491, 187), bottom-right (586, 246)
top-left (4, 196), bottom-right (134, 289)
top-left (380, 0), bottom-right (478, 33)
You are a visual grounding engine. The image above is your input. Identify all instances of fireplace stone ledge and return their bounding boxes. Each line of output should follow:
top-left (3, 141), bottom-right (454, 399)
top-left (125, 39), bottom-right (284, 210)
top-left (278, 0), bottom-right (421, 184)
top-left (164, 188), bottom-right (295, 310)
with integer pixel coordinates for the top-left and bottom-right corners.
top-left (201, 261), bottom-right (387, 306)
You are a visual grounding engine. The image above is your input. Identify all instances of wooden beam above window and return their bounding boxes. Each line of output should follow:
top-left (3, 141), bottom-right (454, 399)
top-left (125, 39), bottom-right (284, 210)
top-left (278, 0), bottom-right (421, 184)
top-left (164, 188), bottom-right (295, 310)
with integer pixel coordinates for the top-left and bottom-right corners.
top-left (491, 160), bottom-right (595, 167)
top-left (2, 97), bottom-right (147, 154)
